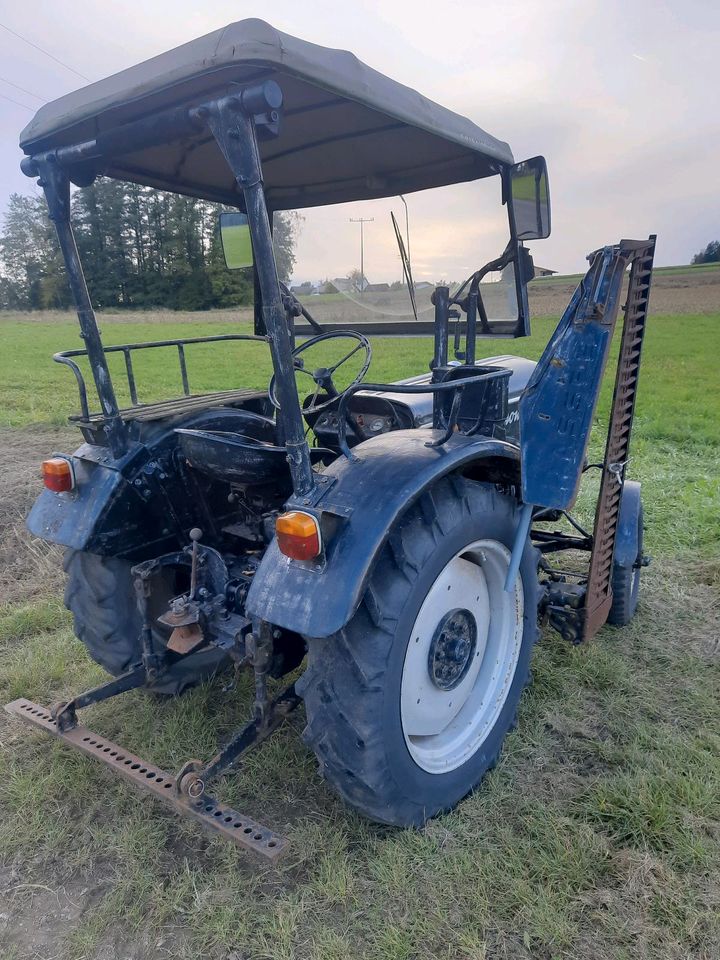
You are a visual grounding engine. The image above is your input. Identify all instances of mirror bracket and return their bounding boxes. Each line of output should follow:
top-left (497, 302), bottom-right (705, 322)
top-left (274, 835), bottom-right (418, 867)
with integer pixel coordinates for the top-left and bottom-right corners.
top-left (517, 244), bottom-right (536, 285)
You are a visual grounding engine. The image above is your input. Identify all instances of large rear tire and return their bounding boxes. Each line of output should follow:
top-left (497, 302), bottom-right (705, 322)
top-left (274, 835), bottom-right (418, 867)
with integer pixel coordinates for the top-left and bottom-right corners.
top-left (63, 550), bottom-right (228, 695)
top-left (297, 476), bottom-right (539, 827)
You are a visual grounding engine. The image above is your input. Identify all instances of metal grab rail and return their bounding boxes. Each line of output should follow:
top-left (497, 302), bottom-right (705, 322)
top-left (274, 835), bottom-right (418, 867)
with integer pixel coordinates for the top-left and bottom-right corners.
top-left (53, 333), bottom-right (269, 420)
top-left (336, 368), bottom-right (510, 460)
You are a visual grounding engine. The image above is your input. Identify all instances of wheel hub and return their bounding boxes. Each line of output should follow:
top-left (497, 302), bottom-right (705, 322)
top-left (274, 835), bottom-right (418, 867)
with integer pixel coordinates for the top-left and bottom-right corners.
top-left (400, 539), bottom-right (525, 774)
top-left (428, 608), bottom-right (477, 690)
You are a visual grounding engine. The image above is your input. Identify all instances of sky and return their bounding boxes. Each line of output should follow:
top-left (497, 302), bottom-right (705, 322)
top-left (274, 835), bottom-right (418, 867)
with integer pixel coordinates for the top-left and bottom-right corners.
top-left (0, 0), bottom-right (718, 282)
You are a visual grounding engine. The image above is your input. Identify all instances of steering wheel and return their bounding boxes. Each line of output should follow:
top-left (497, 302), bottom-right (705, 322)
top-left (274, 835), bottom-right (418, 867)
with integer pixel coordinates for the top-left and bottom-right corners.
top-left (269, 331), bottom-right (372, 415)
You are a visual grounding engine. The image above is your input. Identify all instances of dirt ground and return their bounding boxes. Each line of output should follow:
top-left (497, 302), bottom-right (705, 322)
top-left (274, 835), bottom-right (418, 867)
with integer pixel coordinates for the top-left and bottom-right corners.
top-left (529, 266), bottom-right (720, 318)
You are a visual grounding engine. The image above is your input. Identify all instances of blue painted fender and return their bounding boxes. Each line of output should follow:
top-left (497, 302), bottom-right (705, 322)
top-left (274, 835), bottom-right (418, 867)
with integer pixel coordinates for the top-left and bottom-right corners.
top-left (26, 407), bottom-right (263, 559)
top-left (245, 429), bottom-right (520, 638)
top-left (614, 480), bottom-right (642, 569)
top-left (27, 449), bottom-right (128, 552)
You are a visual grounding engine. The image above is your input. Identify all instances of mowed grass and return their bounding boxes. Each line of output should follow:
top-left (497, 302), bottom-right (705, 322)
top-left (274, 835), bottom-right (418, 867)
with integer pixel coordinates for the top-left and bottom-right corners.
top-left (0, 308), bottom-right (719, 959)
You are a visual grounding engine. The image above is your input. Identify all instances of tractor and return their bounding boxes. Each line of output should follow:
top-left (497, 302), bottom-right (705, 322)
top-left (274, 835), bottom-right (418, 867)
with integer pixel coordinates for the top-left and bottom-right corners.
top-left (6, 19), bottom-right (653, 858)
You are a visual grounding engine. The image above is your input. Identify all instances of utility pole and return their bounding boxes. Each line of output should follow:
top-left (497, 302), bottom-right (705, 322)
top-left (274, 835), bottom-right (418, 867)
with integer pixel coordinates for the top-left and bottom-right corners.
top-left (349, 217), bottom-right (374, 295)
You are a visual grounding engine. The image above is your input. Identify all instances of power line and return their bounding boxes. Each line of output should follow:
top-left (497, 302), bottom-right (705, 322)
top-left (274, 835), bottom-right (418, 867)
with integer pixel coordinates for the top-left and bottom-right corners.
top-left (0, 20), bottom-right (91, 81)
top-left (0, 76), bottom-right (47, 101)
top-left (0, 90), bottom-right (33, 111)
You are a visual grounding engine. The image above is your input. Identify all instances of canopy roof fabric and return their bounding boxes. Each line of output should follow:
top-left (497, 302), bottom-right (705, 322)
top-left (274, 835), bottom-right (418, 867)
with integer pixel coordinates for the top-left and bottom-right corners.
top-left (19, 19), bottom-right (514, 209)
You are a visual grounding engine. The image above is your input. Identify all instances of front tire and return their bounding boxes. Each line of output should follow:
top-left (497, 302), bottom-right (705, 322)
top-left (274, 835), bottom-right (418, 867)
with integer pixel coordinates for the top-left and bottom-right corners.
top-left (297, 477), bottom-right (539, 827)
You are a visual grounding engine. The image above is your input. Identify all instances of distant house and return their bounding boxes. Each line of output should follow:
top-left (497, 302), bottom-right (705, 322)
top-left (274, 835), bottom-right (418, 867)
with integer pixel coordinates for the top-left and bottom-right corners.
top-left (365, 282), bottom-right (390, 293)
top-left (533, 266), bottom-right (557, 278)
top-left (290, 281), bottom-right (314, 295)
top-left (414, 281), bottom-right (434, 291)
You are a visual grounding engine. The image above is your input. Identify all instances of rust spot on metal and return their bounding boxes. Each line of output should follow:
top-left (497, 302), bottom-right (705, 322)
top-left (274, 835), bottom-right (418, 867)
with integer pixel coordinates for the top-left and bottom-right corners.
top-left (167, 622), bottom-right (204, 654)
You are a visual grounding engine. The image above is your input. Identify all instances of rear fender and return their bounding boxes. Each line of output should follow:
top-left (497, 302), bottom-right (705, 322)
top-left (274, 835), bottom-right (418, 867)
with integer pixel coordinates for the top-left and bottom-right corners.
top-left (27, 407), bottom-right (262, 559)
top-left (246, 429), bottom-right (519, 638)
top-left (27, 443), bottom-right (147, 554)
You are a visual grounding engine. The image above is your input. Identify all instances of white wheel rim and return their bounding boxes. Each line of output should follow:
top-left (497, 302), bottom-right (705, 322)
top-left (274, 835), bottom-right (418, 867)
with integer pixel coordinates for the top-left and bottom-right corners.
top-left (400, 538), bottom-right (524, 774)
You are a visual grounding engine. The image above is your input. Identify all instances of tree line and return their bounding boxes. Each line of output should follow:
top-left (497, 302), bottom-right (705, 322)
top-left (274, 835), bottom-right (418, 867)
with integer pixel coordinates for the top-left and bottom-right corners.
top-left (0, 178), bottom-right (298, 312)
top-left (691, 241), bottom-right (719, 265)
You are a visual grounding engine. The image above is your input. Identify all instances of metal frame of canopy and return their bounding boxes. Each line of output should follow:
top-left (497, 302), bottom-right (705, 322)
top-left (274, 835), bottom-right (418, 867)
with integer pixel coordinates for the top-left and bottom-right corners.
top-left (19, 25), bottom-right (544, 496)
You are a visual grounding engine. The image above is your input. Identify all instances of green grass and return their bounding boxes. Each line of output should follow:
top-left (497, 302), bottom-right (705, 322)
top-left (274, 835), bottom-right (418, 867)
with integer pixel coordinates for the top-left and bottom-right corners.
top-left (0, 310), bottom-right (719, 958)
top-left (1, 310), bottom-right (718, 556)
top-left (1, 312), bottom-right (719, 442)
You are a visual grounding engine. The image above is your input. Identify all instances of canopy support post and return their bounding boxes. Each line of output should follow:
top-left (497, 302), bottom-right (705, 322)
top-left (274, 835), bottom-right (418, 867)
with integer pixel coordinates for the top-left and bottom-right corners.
top-left (199, 86), bottom-right (314, 498)
top-left (23, 154), bottom-right (127, 457)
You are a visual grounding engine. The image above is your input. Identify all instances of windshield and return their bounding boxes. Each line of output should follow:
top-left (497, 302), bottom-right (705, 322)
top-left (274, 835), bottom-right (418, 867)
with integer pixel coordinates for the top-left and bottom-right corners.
top-left (287, 177), bottom-right (518, 327)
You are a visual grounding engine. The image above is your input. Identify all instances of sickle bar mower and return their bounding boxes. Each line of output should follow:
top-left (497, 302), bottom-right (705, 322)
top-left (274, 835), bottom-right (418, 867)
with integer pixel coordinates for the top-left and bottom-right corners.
top-left (583, 242), bottom-right (655, 639)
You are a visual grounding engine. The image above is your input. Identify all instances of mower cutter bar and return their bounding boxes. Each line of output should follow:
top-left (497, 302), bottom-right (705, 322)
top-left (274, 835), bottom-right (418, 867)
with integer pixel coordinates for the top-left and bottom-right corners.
top-left (4, 698), bottom-right (288, 861)
top-left (582, 237), bottom-right (656, 641)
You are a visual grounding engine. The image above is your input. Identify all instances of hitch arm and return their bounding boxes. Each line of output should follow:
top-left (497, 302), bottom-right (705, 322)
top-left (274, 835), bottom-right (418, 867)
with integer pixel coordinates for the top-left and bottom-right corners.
top-left (175, 682), bottom-right (301, 800)
top-left (51, 665), bottom-right (146, 731)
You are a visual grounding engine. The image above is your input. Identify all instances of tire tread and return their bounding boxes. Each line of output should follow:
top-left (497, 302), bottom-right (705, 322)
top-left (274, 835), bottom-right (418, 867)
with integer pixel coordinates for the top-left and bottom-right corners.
top-left (299, 476), bottom-right (539, 826)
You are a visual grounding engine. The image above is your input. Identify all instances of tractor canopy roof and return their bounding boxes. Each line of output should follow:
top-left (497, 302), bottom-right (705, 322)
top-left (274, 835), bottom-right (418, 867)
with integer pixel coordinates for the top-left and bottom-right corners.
top-left (19, 18), bottom-right (514, 210)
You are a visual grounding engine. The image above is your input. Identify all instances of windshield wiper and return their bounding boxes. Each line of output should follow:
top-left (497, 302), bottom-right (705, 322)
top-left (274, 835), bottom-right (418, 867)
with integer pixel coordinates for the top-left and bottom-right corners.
top-left (391, 211), bottom-right (418, 321)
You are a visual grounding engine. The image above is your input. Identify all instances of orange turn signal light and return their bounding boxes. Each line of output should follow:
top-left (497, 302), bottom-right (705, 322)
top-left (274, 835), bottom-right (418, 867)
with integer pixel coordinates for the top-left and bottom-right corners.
top-left (276, 511), bottom-right (321, 561)
top-left (41, 457), bottom-right (75, 493)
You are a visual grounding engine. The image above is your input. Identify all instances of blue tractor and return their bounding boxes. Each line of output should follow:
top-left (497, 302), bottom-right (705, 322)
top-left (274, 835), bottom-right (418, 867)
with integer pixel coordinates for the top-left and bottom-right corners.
top-left (7, 20), bottom-right (652, 857)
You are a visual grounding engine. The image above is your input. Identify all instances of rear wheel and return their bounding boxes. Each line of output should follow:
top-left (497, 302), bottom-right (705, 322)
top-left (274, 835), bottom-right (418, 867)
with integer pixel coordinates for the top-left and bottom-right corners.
top-left (63, 550), bottom-right (228, 695)
top-left (297, 476), bottom-right (539, 826)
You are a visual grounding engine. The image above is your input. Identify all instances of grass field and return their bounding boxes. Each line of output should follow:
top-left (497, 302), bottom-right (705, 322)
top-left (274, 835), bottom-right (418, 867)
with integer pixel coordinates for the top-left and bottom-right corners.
top-left (537, 261), bottom-right (720, 285)
top-left (0, 303), bottom-right (719, 959)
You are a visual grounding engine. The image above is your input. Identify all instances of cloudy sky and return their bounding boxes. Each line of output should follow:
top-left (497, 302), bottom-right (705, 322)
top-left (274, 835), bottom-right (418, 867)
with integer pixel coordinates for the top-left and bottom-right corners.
top-left (0, 0), bottom-right (718, 282)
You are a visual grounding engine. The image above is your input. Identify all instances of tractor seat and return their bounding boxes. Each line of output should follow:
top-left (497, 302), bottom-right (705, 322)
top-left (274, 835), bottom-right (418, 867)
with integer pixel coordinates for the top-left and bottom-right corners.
top-left (176, 419), bottom-right (332, 485)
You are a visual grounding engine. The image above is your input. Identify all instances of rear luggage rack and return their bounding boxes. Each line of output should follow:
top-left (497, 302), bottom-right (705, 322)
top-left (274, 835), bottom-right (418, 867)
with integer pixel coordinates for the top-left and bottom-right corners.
top-left (54, 333), bottom-right (268, 421)
top-left (5, 698), bottom-right (288, 861)
top-left (75, 388), bottom-right (269, 424)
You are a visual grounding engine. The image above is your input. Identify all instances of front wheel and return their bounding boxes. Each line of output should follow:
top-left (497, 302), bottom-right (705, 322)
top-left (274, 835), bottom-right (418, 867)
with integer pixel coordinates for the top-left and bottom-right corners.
top-left (297, 477), bottom-right (539, 827)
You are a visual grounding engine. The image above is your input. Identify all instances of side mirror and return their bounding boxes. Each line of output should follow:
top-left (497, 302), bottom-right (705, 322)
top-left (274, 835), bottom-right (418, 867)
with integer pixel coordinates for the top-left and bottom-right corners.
top-left (509, 156), bottom-right (551, 240)
top-left (220, 213), bottom-right (254, 269)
